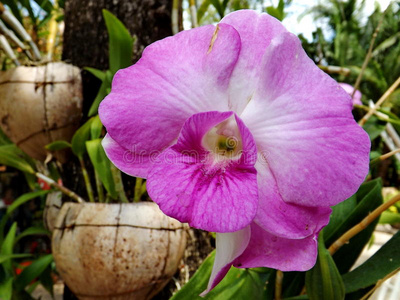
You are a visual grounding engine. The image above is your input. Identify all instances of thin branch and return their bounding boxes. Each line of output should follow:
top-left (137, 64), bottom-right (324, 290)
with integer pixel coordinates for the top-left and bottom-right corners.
top-left (359, 75), bottom-right (400, 126)
top-left (351, 5), bottom-right (389, 98)
top-left (318, 65), bottom-right (350, 76)
top-left (275, 270), bottom-right (283, 300)
top-left (35, 172), bottom-right (85, 203)
top-left (328, 193), bottom-right (400, 255)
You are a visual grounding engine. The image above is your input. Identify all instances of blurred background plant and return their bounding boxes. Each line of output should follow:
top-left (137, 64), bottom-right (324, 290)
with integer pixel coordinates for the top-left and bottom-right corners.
top-left (0, 0), bottom-right (400, 299)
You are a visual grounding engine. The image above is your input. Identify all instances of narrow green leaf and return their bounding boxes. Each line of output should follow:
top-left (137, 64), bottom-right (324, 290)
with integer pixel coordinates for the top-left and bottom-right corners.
top-left (102, 9), bottom-right (133, 75)
top-left (86, 139), bottom-right (117, 199)
top-left (305, 233), bottom-right (345, 300)
top-left (84, 67), bottom-right (106, 81)
top-left (71, 117), bottom-right (95, 158)
top-left (0, 145), bottom-right (35, 174)
top-left (6, 190), bottom-right (50, 216)
top-left (342, 230), bottom-right (400, 293)
top-left (379, 211), bottom-right (400, 224)
top-left (209, 0), bottom-right (224, 18)
top-left (15, 254), bottom-right (53, 291)
top-left (45, 140), bottom-right (71, 151)
top-left (197, 0), bottom-right (211, 23)
top-left (0, 254), bottom-right (31, 264)
top-left (88, 74), bottom-right (111, 116)
top-left (90, 115), bottom-right (103, 139)
top-left (15, 227), bottom-right (51, 244)
top-left (326, 179), bottom-right (383, 274)
top-left (324, 194), bottom-right (357, 241)
top-left (0, 277), bottom-right (13, 300)
top-left (1, 223), bottom-right (17, 275)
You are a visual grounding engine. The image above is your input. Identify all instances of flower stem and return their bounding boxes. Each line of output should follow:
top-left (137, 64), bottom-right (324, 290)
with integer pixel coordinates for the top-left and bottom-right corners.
top-left (275, 270), bottom-right (283, 300)
top-left (110, 164), bottom-right (129, 203)
top-left (94, 170), bottom-right (105, 203)
top-left (133, 177), bottom-right (143, 202)
top-left (328, 193), bottom-right (400, 255)
top-left (35, 172), bottom-right (84, 203)
top-left (79, 159), bottom-right (95, 203)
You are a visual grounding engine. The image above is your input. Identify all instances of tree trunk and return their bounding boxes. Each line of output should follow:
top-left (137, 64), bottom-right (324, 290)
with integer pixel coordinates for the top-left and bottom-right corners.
top-left (62, 0), bottom-right (173, 68)
top-left (62, 0), bottom-right (173, 115)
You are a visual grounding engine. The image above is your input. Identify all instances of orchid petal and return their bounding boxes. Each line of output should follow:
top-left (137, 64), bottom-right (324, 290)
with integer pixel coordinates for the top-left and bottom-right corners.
top-left (234, 222), bottom-right (318, 271)
top-left (201, 226), bottom-right (251, 296)
top-left (220, 10), bottom-right (286, 114)
top-left (101, 134), bottom-right (153, 178)
top-left (241, 32), bottom-right (370, 207)
top-left (147, 111), bottom-right (258, 232)
top-left (99, 23), bottom-right (241, 171)
top-left (254, 160), bottom-right (332, 239)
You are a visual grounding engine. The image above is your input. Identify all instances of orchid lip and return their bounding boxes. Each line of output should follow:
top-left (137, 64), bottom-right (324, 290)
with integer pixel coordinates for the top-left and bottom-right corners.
top-left (202, 116), bottom-right (243, 161)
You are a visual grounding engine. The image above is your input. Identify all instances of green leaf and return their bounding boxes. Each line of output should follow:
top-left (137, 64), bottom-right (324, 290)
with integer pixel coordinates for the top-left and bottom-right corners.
top-left (362, 116), bottom-right (386, 141)
top-left (71, 117), bottom-right (96, 158)
top-left (0, 277), bottom-right (13, 300)
top-left (15, 254), bottom-right (53, 291)
top-left (33, 0), bottom-right (54, 15)
top-left (209, 0), bottom-right (224, 18)
top-left (0, 191), bottom-right (50, 244)
top-left (342, 230), bottom-right (400, 293)
top-left (0, 254), bottom-right (31, 264)
top-left (15, 227), bottom-right (51, 244)
top-left (0, 223), bottom-right (17, 275)
top-left (266, 6), bottom-right (284, 21)
top-left (84, 67), bottom-right (106, 81)
top-left (45, 140), bottom-right (71, 151)
top-left (197, 0), bottom-right (211, 23)
top-left (102, 9), bottom-right (133, 75)
top-left (90, 115), bottom-right (103, 139)
top-left (324, 194), bottom-right (357, 241)
top-left (379, 211), bottom-right (400, 224)
top-left (86, 139), bottom-right (117, 199)
top-left (88, 71), bottom-right (112, 117)
top-left (6, 190), bottom-right (50, 216)
top-left (0, 145), bottom-right (35, 174)
top-left (325, 179), bottom-right (383, 274)
top-left (305, 233), bottom-right (345, 300)
top-left (171, 251), bottom-right (273, 300)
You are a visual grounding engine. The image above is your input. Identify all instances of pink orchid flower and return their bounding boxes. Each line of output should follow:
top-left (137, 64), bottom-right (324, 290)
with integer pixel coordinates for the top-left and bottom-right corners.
top-left (99, 10), bottom-right (370, 294)
top-left (338, 83), bottom-right (363, 106)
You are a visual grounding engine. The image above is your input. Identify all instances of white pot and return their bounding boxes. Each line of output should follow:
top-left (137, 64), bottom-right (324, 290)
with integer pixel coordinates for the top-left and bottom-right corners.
top-left (0, 62), bottom-right (82, 161)
top-left (52, 202), bottom-right (187, 300)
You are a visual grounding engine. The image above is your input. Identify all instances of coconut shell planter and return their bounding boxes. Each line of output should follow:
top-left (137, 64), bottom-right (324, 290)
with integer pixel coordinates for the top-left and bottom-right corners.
top-left (0, 62), bottom-right (82, 161)
top-left (52, 202), bottom-right (187, 300)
